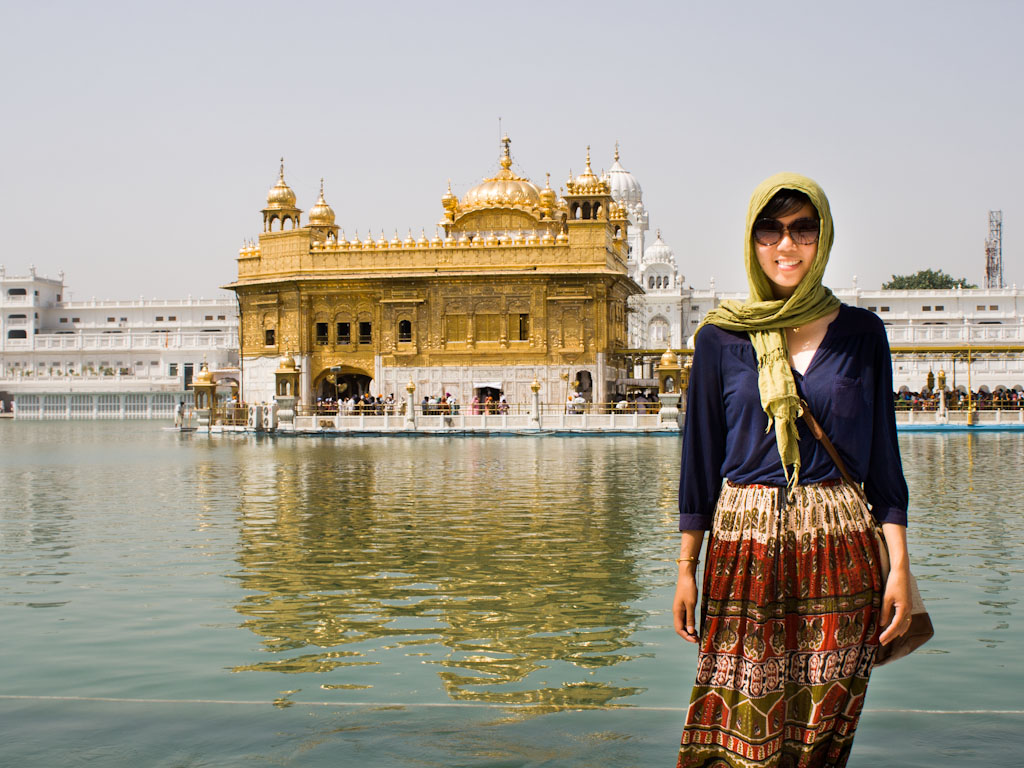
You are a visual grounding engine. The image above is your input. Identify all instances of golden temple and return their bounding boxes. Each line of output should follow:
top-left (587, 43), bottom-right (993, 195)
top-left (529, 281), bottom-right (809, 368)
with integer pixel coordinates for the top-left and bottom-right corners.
top-left (226, 137), bottom-right (641, 406)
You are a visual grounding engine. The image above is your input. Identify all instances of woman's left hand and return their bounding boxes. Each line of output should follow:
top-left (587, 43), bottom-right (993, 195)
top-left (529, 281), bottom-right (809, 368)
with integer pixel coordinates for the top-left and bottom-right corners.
top-left (878, 522), bottom-right (913, 646)
top-left (878, 563), bottom-right (912, 646)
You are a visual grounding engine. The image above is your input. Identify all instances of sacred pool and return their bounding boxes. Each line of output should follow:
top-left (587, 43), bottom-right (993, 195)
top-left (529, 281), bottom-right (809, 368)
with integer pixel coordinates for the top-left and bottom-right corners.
top-left (0, 423), bottom-right (1020, 767)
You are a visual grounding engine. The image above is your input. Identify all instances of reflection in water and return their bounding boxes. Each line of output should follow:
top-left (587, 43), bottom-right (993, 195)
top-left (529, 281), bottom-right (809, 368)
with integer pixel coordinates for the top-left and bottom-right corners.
top-left (225, 431), bottom-right (1023, 709)
top-left (230, 438), bottom-right (672, 709)
top-left (900, 433), bottom-right (1023, 648)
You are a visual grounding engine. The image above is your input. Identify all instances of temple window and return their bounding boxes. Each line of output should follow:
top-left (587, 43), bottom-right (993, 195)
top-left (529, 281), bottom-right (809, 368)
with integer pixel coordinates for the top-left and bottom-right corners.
top-left (264, 329), bottom-right (275, 346)
top-left (445, 315), bottom-right (467, 342)
top-left (398, 320), bottom-right (412, 343)
top-left (337, 322), bottom-right (351, 344)
top-left (476, 314), bottom-right (500, 342)
top-left (358, 321), bottom-right (372, 345)
top-left (315, 322), bottom-right (329, 345)
top-left (517, 313), bottom-right (529, 341)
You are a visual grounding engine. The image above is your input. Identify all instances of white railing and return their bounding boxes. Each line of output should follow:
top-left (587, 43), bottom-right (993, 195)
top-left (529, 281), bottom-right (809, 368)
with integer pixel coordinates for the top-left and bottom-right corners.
top-left (14, 391), bottom-right (191, 420)
top-left (886, 325), bottom-right (1024, 344)
top-left (14, 331), bottom-right (237, 351)
top-left (57, 297), bottom-right (235, 309)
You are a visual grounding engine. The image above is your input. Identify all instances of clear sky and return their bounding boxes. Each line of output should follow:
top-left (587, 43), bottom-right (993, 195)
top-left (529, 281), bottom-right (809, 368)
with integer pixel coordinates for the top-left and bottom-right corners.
top-left (2, 0), bottom-right (1021, 300)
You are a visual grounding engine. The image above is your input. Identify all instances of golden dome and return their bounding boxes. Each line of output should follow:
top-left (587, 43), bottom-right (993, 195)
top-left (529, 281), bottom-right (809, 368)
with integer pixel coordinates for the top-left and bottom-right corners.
top-left (266, 158), bottom-right (298, 208)
top-left (441, 180), bottom-right (459, 212)
top-left (305, 180), bottom-right (333, 225)
top-left (307, 179), bottom-right (335, 225)
top-left (193, 361), bottom-right (214, 384)
top-left (660, 348), bottom-right (677, 367)
top-left (276, 354), bottom-right (297, 371)
top-left (566, 146), bottom-right (611, 195)
top-left (539, 172), bottom-right (556, 209)
top-left (461, 135), bottom-right (542, 210)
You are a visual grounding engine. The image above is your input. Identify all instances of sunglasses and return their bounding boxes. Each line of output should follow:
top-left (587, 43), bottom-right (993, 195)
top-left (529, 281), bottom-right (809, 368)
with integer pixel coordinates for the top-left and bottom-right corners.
top-left (752, 217), bottom-right (820, 246)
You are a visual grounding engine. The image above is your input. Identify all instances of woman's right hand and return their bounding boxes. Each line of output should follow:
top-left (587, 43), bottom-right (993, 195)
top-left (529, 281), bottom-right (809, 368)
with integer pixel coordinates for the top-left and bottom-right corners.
top-left (673, 566), bottom-right (700, 643)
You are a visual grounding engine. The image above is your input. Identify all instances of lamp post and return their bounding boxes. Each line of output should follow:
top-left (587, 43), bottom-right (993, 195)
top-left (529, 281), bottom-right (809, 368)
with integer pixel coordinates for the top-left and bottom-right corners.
top-left (529, 377), bottom-right (541, 429)
top-left (405, 378), bottom-right (417, 429)
top-left (965, 346), bottom-right (975, 426)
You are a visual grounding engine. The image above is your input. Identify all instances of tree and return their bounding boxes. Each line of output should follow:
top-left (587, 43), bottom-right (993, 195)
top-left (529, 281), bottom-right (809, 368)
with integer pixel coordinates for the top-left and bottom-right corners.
top-left (882, 269), bottom-right (977, 290)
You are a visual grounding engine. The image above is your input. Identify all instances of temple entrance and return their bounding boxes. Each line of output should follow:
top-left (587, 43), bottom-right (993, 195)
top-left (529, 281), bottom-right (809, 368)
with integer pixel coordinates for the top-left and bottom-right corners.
top-left (474, 385), bottom-right (502, 414)
top-left (574, 370), bottom-right (593, 401)
top-left (314, 368), bottom-right (372, 402)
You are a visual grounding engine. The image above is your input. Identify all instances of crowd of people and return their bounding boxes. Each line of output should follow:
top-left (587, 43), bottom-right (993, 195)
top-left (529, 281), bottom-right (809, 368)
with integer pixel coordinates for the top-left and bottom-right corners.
top-left (893, 387), bottom-right (1024, 411)
top-left (305, 390), bottom-right (667, 416)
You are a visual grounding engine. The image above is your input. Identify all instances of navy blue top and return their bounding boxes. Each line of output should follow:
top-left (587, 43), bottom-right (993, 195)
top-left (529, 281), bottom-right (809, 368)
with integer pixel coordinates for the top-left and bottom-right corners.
top-left (678, 304), bottom-right (909, 530)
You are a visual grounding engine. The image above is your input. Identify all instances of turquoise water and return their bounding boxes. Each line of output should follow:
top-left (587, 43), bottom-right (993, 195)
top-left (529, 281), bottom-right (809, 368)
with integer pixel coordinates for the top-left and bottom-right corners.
top-left (0, 423), bottom-right (1021, 767)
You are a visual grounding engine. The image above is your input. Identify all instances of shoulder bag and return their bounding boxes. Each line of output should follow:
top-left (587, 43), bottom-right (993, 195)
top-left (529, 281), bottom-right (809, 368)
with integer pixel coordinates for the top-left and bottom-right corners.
top-left (799, 398), bottom-right (934, 666)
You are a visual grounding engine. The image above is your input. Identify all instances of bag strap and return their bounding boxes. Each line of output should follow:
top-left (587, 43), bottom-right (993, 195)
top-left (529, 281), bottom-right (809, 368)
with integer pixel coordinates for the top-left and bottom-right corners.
top-left (798, 397), bottom-right (862, 493)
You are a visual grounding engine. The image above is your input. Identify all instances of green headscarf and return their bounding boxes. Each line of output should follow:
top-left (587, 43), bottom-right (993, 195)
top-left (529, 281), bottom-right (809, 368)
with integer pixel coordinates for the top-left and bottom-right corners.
top-left (697, 172), bottom-right (841, 490)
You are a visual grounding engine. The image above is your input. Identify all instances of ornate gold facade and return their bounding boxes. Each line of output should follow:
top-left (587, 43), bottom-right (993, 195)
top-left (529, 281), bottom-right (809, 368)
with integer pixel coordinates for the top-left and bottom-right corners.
top-left (226, 137), bottom-right (641, 405)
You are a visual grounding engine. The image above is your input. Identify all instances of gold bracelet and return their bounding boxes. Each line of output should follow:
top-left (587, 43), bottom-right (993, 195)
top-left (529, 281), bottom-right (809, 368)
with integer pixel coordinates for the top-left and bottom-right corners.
top-left (676, 556), bottom-right (699, 564)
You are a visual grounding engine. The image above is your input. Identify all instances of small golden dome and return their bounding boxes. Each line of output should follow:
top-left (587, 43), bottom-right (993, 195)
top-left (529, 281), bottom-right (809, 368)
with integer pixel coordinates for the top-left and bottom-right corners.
top-left (266, 159), bottom-right (298, 208)
top-left (276, 354), bottom-right (297, 371)
top-left (574, 147), bottom-right (600, 186)
top-left (555, 230), bottom-right (568, 244)
top-left (461, 135), bottom-right (542, 211)
top-left (539, 172), bottom-right (556, 209)
top-left (541, 231), bottom-right (555, 245)
top-left (566, 147), bottom-right (611, 195)
top-left (193, 361), bottom-right (214, 384)
top-left (307, 178), bottom-right (335, 226)
top-left (441, 180), bottom-right (459, 212)
top-left (660, 348), bottom-right (677, 367)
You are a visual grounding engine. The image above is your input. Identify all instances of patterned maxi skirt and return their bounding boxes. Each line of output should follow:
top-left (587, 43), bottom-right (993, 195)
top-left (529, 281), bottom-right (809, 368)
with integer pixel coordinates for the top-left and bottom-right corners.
top-left (677, 481), bottom-right (885, 768)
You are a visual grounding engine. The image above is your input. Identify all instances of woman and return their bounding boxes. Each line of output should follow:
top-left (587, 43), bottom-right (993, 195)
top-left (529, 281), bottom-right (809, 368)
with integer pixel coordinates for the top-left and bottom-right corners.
top-left (674, 173), bottom-right (913, 768)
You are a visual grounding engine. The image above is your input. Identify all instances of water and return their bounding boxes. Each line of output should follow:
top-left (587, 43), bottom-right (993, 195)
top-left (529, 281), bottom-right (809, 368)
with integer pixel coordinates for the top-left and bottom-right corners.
top-left (0, 423), bottom-right (1021, 767)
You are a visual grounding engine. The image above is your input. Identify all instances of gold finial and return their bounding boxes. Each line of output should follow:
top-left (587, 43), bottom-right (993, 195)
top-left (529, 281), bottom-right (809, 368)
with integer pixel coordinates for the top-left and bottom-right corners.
top-left (545, 172), bottom-right (552, 189)
top-left (657, 228), bottom-right (662, 239)
top-left (584, 145), bottom-right (593, 174)
top-left (319, 177), bottom-right (325, 197)
top-left (500, 133), bottom-right (512, 170)
top-left (279, 157), bottom-right (285, 181)
top-left (614, 141), bottom-right (620, 162)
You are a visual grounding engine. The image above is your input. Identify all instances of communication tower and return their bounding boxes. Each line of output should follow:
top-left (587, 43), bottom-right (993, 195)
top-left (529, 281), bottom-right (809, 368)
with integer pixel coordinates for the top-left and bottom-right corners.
top-left (984, 210), bottom-right (1004, 289)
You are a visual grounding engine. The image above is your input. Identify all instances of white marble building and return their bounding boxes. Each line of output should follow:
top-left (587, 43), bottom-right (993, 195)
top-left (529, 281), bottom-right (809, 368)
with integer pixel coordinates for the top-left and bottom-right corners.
top-left (0, 267), bottom-right (238, 415)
